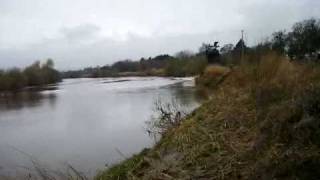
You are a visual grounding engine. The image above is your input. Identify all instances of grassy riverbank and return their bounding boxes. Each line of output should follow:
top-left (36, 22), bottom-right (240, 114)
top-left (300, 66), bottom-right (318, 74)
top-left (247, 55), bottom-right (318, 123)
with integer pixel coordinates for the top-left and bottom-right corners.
top-left (95, 53), bottom-right (320, 179)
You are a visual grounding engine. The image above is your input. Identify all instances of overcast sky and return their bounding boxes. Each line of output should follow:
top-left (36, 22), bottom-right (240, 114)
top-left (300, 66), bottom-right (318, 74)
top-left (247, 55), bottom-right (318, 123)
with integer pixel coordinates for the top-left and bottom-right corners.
top-left (0, 0), bottom-right (319, 70)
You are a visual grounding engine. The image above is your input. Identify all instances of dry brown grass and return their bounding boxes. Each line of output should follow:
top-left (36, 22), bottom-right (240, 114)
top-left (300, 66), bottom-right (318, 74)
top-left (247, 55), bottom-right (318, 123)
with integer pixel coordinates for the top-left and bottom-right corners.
top-left (195, 65), bottom-right (231, 97)
top-left (204, 65), bottom-right (230, 78)
top-left (97, 53), bottom-right (320, 180)
top-left (172, 54), bottom-right (320, 179)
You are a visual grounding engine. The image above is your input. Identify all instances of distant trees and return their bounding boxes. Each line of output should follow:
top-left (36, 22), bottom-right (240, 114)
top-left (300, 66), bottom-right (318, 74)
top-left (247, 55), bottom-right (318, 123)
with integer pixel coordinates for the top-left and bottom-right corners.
top-left (255, 18), bottom-right (320, 60)
top-left (287, 18), bottom-right (320, 59)
top-left (24, 61), bottom-right (43, 86)
top-left (199, 40), bottom-right (246, 65)
top-left (62, 18), bottom-right (320, 79)
top-left (61, 53), bottom-right (207, 78)
top-left (165, 56), bottom-right (207, 77)
top-left (0, 59), bottom-right (61, 91)
top-left (41, 59), bottom-right (61, 84)
top-left (199, 42), bottom-right (221, 64)
top-left (175, 50), bottom-right (194, 59)
top-left (111, 60), bottom-right (140, 72)
top-left (0, 68), bottom-right (26, 91)
top-left (219, 18), bottom-right (320, 63)
top-left (271, 31), bottom-right (287, 55)
top-left (220, 44), bottom-right (234, 55)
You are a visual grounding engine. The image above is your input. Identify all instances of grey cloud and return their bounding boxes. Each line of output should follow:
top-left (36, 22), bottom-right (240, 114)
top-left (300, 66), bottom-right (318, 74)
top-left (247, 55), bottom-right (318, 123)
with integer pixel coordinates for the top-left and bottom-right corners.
top-left (0, 0), bottom-right (319, 69)
top-left (60, 24), bottom-right (101, 43)
top-left (0, 27), bottom-right (237, 70)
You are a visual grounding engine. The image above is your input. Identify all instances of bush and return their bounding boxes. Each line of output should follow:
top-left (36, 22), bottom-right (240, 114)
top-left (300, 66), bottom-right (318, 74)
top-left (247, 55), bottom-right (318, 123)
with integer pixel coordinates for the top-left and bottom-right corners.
top-left (195, 65), bottom-right (230, 90)
top-left (0, 59), bottom-right (61, 91)
top-left (146, 99), bottom-right (190, 136)
top-left (165, 56), bottom-right (207, 77)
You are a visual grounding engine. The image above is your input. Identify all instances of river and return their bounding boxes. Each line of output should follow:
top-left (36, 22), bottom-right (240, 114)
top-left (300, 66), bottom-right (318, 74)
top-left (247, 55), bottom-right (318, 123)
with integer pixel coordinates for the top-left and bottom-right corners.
top-left (0, 77), bottom-right (200, 176)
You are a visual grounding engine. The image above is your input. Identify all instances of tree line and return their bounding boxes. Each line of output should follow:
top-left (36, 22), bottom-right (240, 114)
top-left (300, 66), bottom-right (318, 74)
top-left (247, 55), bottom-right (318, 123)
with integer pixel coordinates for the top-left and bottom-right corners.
top-left (1, 18), bottom-right (318, 88)
top-left (63, 18), bottom-right (320, 79)
top-left (0, 59), bottom-right (61, 91)
top-left (246, 18), bottom-right (320, 60)
top-left (204, 18), bottom-right (320, 65)
top-left (62, 54), bottom-right (208, 78)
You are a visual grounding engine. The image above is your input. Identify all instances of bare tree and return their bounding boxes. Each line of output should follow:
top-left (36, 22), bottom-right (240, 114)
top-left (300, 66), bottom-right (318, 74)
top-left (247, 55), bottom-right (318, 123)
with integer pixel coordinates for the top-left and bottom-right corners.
top-left (146, 98), bottom-right (189, 137)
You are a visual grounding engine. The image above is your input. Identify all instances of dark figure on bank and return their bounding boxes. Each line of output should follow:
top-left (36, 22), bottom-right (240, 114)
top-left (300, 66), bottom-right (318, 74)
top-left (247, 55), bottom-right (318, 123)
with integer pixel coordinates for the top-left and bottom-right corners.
top-left (205, 42), bottom-right (221, 64)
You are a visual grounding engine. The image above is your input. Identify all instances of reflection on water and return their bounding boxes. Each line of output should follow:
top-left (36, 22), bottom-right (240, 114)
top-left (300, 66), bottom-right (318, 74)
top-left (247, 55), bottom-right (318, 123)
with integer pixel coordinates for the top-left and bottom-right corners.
top-left (0, 77), bottom-right (200, 176)
top-left (0, 91), bottom-right (57, 111)
top-left (167, 82), bottom-right (204, 106)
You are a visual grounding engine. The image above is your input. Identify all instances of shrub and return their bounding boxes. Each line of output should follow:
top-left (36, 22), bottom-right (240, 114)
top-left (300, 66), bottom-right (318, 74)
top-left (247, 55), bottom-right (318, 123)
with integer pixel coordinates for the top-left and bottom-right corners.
top-left (195, 65), bottom-right (230, 90)
top-left (165, 56), bottom-right (207, 77)
top-left (0, 60), bottom-right (61, 91)
top-left (146, 99), bottom-right (190, 136)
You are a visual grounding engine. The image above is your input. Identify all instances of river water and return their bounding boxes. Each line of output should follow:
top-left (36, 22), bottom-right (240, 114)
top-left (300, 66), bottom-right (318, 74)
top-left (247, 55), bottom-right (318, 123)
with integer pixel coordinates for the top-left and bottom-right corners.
top-left (0, 77), bottom-right (200, 176)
